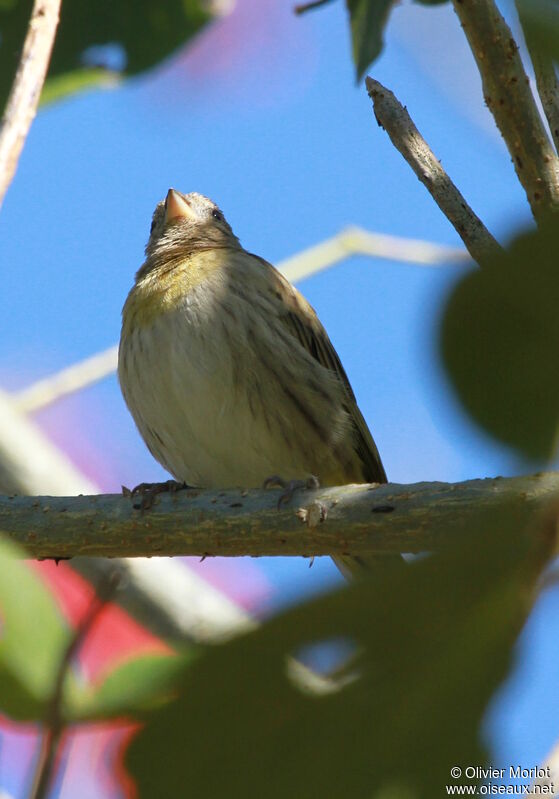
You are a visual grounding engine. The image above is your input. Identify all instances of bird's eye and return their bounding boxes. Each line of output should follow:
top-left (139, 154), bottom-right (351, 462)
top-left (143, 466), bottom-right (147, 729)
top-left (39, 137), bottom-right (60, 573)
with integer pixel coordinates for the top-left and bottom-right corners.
top-left (212, 209), bottom-right (223, 222)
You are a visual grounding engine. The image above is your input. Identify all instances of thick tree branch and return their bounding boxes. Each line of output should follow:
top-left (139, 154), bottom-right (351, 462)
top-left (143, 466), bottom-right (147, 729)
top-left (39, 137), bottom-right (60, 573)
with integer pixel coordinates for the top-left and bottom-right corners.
top-left (0, 0), bottom-right (61, 207)
top-left (0, 390), bottom-right (255, 644)
top-left (1, 473), bottom-right (558, 560)
top-left (451, 0), bottom-right (559, 221)
top-left (366, 78), bottom-right (502, 268)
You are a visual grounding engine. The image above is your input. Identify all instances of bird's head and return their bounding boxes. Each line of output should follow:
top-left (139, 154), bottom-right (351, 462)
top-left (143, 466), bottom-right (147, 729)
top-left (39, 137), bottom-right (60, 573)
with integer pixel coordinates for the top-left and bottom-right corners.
top-left (145, 189), bottom-right (240, 262)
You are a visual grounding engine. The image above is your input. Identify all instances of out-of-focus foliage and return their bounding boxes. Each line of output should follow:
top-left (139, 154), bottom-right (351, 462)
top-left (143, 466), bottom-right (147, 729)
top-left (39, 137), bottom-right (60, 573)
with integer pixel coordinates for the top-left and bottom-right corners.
top-left (0, 0), bottom-right (213, 111)
top-left (441, 223), bottom-right (559, 462)
top-left (516, 0), bottom-right (559, 61)
top-left (346, 0), bottom-right (394, 82)
top-left (0, 0), bottom-right (557, 796)
top-left (127, 502), bottom-right (548, 798)
top-left (65, 650), bottom-right (193, 723)
top-left (298, 0), bottom-right (449, 80)
top-left (0, 537), bottom-right (191, 724)
top-left (0, 538), bottom-right (70, 720)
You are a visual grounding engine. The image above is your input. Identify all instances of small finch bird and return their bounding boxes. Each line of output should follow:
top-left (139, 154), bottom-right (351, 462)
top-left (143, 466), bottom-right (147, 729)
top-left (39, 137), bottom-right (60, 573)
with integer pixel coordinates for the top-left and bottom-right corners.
top-left (119, 189), bottom-right (390, 577)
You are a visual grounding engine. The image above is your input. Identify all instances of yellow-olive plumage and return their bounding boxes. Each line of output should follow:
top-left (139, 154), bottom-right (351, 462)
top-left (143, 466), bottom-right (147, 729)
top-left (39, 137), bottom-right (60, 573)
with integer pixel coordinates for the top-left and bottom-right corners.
top-left (119, 189), bottom-right (387, 576)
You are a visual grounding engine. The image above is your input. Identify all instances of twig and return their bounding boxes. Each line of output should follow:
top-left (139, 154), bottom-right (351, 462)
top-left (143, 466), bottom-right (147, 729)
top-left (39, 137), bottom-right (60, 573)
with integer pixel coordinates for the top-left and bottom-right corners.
top-left (294, 0), bottom-right (336, 14)
top-left (281, 225), bottom-right (468, 284)
top-left (11, 345), bottom-right (119, 414)
top-left (29, 571), bottom-right (120, 799)
top-left (366, 78), bottom-right (502, 267)
top-left (515, 0), bottom-right (559, 155)
top-left (0, 0), bottom-right (61, 208)
top-left (10, 230), bottom-right (467, 413)
top-left (1, 473), bottom-right (558, 559)
top-left (338, 226), bottom-right (468, 266)
top-left (0, 389), bottom-right (97, 496)
top-left (451, 0), bottom-right (559, 221)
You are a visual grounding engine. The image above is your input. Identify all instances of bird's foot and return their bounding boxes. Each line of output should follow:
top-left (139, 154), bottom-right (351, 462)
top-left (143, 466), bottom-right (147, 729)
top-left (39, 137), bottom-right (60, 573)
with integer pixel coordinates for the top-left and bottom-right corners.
top-left (122, 479), bottom-right (188, 511)
top-left (263, 474), bottom-right (320, 509)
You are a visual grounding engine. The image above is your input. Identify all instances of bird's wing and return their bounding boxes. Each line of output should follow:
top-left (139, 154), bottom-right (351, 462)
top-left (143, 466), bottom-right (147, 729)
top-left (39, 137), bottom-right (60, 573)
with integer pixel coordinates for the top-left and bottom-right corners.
top-left (250, 253), bottom-right (387, 484)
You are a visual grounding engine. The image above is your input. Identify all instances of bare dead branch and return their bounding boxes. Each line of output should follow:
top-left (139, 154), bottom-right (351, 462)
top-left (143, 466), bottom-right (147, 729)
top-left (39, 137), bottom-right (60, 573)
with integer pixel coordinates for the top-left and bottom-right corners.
top-left (0, 0), bottom-right (61, 207)
top-left (366, 78), bottom-right (502, 267)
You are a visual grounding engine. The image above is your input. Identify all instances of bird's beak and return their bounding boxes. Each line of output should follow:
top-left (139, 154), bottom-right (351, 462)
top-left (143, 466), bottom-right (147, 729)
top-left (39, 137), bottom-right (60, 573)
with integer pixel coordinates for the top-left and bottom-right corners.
top-left (164, 189), bottom-right (197, 223)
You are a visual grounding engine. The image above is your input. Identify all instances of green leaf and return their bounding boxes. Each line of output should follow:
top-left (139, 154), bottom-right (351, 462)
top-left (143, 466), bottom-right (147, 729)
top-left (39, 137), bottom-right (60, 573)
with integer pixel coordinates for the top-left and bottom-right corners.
top-left (0, 538), bottom-right (70, 720)
top-left (441, 223), bottom-right (559, 461)
top-left (340, 0), bottom-right (450, 80)
top-left (127, 502), bottom-right (544, 798)
top-left (65, 650), bottom-right (194, 723)
top-left (516, 0), bottom-right (559, 61)
top-left (347, 0), bottom-right (393, 81)
top-left (0, 0), bottom-right (213, 111)
top-left (39, 68), bottom-right (121, 107)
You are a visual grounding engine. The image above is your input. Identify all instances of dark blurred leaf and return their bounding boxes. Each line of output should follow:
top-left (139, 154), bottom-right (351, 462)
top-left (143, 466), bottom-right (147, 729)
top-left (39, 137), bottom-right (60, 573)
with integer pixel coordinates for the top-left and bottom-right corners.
top-left (0, 0), bottom-right (213, 111)
top-left (39, 68), bottom-right (121, 106)
top-left (344, 0), bottom-right (449, 80)
top-left (441, 223), bottom-right (559, 461)
top-left (516, 0), bottom-right (559, 61)
top-left (347, 0), bottom-right (393, 81)
top-left (65, 650), bottom-right (194, 722)
top-left (127, 502), bottom-right (546, 798)
top-left (0, 538), bottom-right (70, 720)
top-left (296, 1), bottom-right (448, 78)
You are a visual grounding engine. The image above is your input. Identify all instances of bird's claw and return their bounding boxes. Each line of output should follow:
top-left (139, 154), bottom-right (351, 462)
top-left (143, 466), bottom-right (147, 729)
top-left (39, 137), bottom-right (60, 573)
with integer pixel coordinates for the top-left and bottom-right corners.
top-left (263, 474), bottom-right (320, 509)
top-left (123, 479), bottom-right (187, 511)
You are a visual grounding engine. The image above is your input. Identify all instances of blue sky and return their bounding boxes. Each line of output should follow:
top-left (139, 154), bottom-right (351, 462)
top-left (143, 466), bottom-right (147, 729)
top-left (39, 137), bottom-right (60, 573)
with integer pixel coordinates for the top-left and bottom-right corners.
top-left (1, 0), bottom-right (558, 782)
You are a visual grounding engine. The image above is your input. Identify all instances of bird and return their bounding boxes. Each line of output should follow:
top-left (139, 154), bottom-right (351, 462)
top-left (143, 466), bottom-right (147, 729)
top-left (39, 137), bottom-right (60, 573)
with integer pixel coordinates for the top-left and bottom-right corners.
top-left (118, 188), bottom-right (392, 578)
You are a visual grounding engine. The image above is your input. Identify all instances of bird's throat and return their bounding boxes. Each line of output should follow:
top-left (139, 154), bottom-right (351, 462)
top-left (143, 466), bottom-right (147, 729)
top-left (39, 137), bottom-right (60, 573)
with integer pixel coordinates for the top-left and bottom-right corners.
top-left (123, 250), bottom-right (227, 331)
